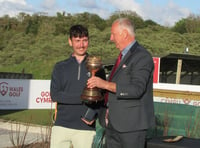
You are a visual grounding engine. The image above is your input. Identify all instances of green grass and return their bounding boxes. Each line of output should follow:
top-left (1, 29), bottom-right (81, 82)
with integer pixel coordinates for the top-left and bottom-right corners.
top-left (0, 109), bottom-right (54, 126)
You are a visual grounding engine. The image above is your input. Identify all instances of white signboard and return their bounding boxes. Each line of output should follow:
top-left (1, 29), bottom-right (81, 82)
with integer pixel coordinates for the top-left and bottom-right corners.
top-left (0, 79), bottom-right (200, 109)
top-left (153, 83), bottom-right (200, 106)
top-left (0, 79), bottom-right (55, 109)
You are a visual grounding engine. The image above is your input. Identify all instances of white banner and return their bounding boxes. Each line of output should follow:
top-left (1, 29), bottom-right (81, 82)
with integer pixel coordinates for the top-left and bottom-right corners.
top-left (154, 96), bottom-right (200, 107)
top-left (0, 79), bottom-right (55, 109)
top-left (153, 83), bottom-right (200, 106)
top-left (0, 79), bottom-right (200, 109)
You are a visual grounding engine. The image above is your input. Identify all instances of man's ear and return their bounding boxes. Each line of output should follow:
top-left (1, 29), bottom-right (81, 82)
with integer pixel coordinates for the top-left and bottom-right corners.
top-left (122, 29), bottom-right (128, 39)
top-left (68, 38), bottom-right (72, 46)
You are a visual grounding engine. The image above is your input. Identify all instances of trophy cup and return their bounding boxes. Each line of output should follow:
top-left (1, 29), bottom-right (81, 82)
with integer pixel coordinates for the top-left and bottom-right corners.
top-left (81, 56), bottom-right (103, 103)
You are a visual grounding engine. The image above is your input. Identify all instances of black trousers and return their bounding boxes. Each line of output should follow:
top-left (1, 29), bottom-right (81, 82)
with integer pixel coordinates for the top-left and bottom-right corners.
top-left (105, 122), bottom-right (147, 148)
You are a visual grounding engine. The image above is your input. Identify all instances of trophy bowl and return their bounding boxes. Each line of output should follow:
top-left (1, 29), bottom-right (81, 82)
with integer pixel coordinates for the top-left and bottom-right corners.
top-left (81, 56), bottom-right (103, 103)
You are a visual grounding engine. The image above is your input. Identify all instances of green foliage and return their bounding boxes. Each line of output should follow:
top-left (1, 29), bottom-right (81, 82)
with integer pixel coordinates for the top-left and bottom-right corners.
top-left (172, 19), bottom-right (187, 34)
top-left (172, 14), bottom-right (200, 34)
top-left (107, 10), bottom-right (146, 29)
top-left (0, 11), bottom-right (200, 79)
top-left (25, 16), bottom-right (40, 35)
top-left (144, 19), bottom-right (158, 27)
top-left (185, 15), bottom-right (200, 33)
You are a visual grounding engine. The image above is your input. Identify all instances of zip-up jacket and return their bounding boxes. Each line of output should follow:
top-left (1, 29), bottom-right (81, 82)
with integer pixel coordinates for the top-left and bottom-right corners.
top-left (50, 54), bottom-right (105, 130)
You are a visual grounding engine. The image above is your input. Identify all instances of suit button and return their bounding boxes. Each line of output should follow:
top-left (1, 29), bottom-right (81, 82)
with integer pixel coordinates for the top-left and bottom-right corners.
top-left (120, 92), bottom-right (128, 96)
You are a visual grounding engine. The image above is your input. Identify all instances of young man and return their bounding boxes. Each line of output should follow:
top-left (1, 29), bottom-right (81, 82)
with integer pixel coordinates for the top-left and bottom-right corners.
top-left (50, 24), bottom-right (105, 148)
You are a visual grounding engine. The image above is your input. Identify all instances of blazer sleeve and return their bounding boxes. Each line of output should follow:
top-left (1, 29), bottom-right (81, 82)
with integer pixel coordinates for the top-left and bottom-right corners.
top-left (116, 47), bottom-right (154, 100)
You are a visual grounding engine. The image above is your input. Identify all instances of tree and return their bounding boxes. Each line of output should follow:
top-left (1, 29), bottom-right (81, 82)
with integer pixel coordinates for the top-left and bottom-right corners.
top-left (172, 14), bottom-right (200, 34)
top-left (185, 14), bottom-right (200, 33)
top-left (172, 19), bottom-right (187, 34)
top-left (144, 19), bottom-right (158, 27)
top-left (25, 15), bottom-right (40, 35)
top-left (89, 14), bottom-right (106, 31)
top-left (108, 10), bottom-right (145, 29)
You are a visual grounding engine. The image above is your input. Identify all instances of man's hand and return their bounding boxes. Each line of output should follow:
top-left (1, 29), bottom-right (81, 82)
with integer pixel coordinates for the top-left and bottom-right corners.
top-left (87, 76), bottom-right (106, 89)
top-left (87, 76), bottom-right (116, 93)
top-left (81, 117), bottom-right (95, 125)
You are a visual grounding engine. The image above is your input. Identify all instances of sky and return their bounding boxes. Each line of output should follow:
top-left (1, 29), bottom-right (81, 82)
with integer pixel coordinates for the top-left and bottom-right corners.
top-left (0, 0), bottom-right (199, 26)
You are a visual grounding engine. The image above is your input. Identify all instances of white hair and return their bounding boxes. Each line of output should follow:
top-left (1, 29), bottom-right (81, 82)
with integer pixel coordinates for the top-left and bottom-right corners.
top-left (113, 18), bottom-right (135, 36)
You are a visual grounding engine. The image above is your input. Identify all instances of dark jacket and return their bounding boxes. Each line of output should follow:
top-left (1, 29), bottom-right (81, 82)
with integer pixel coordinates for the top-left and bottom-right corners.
top-left (50, 54), bottom-right (105, 130)
top-left (99, 41), bottom-right (155, 132)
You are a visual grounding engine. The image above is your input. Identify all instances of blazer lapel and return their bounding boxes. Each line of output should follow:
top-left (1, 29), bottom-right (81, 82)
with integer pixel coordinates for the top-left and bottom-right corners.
top-left (111, 41), bottom-right (139, 79)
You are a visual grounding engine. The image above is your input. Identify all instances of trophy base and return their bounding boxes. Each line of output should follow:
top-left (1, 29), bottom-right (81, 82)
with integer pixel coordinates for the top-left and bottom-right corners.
top-left (81, 87), bottom-right (103, 103)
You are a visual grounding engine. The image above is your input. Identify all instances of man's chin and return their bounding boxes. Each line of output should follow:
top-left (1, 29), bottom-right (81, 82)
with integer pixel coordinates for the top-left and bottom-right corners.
top-left (78, 52), bottom-right (87, 56)
top-left (79, 50), bottom-right (87, 54)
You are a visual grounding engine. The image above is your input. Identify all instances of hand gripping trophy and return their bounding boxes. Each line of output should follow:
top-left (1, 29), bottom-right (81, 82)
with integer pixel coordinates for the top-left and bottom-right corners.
top-left (81, 56), bottom-right (103, 103)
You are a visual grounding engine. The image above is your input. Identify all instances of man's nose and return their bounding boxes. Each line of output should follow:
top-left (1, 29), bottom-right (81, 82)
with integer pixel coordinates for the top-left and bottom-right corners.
top-left (80, 41), bottom-right (84, 46)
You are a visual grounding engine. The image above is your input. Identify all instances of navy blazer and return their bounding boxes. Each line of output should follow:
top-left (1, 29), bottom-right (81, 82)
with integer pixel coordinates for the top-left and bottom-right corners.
top-left (99, 41), bottom-right (155, 132)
